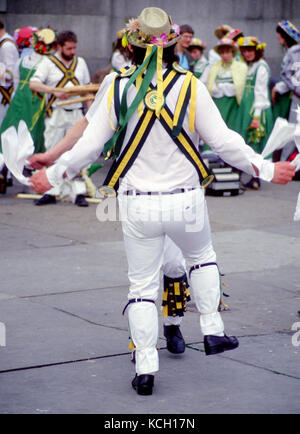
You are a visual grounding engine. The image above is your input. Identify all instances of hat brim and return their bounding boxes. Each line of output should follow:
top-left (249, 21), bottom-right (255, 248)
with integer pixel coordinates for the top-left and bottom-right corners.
top-left (188, 44), bottom-right (205, 51)
top-left (214, 43), bottom-right (237, 54)
top-left (277, 22), bottom-right (300, 42)
top-left (129, 35), bottom-right (180, 48)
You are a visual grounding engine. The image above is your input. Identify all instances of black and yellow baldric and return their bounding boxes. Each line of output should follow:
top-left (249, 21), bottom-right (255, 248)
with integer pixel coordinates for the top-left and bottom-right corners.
top-left (45, 56), bottom-right (80, 117)
top-left (0, 69), bottom-right (14, 106)
top-left (103, 60), bottom-right (214, 190)
top-left (0, 39), bottom-right (17, 105)
top-left (0, 38), bottom-right (17, 48)
top-left (162, 274), bottom-right (191, 318)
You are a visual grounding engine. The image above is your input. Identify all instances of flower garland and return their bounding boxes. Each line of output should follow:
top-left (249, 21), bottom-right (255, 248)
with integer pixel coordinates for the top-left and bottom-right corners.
top-left (121, 17), bottom-right (180, 48)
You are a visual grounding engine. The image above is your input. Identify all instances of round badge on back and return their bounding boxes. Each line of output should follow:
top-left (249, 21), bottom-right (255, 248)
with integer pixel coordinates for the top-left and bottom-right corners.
top-left (144, 89), bottom-right (165, 111)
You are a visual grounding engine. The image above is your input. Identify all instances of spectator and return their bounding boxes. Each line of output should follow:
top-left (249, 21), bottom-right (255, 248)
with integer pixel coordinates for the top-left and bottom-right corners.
top-left (29, 30), bottom-right (91, 207)
top-left (236, 36), bottom-right (274, 189)
top-left (187, 37), bottom-right (209, 80)
top-left (272, 20), bottom-right (300, 161)
top-left (176, 24), bottom-right (195, 71)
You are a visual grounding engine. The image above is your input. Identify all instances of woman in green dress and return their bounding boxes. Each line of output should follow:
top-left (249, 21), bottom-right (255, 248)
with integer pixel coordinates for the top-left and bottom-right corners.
top-left (201, 38), bottom-right (247, 152)
top-left (187, 37), bottom-right (209, 80)
top-left (0, 28), bottom-right (56, 155)
top-left (236, 36), bottom-right (274, 189)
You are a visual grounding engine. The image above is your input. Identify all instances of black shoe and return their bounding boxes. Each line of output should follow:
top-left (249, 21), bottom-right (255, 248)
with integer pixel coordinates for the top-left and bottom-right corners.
top-left (164, 325), bottom-right (185, 354)
top-left (0, 165), bottom-right (7, 194)
top-left (132, 374), bottom-right (154, 396)
top-left (241, 177), bottom-right (260, 191)
top-left (75, 194), bottom-right (89, 207)
top-left (34, 194), bottom-right (56, 206)
top-left (204, 334), bottom-right (239, 355)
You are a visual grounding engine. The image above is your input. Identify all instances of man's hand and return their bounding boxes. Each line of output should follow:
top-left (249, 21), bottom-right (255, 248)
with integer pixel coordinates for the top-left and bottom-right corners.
top-left (28, 153), bottom-right (54, 169)
top-left (272, 161), bottom-right (295, 184)
top-left (54, 91), bottom-right (68, 100)
top-left (29, 169), bottom-right (52, 194)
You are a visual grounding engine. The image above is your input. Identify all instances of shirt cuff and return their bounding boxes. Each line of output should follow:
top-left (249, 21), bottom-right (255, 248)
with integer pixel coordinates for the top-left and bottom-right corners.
top-left (46, 164), bottom-right (67, 187)
top-left (251, 158), bottom-right (275, 182)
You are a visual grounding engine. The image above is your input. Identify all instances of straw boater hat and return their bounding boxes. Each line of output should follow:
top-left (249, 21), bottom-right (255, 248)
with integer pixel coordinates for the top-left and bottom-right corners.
top-left (103, 7), bottom-right (182, 161)
top-left (277, 20), bottom-right (300, 44)
top-left (237, 36), bottom-right (267, 50)
top-left (214, 25), bottom-right (234, 39)
top-left (188, 37), bottom-right (206, 51)
top-left (226, 28), bottom-right (243, 41)
top-left (31, 28), bottom-right (56, 54)
top-left (214, 37), bottom-right (238, 54)
top-left (122, 7), bottom-right (180, 48)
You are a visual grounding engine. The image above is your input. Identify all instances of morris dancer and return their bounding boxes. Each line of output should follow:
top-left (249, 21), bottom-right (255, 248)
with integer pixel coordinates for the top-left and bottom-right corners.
top-left (29, 7), bottom-right (295, 396)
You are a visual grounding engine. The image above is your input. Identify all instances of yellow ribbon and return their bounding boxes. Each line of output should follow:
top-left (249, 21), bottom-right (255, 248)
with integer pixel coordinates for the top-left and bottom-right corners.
top-left (136, 45), bottom-right (153, 118)
top-left (189, 75), bottom-right (197, 132)
top-left (173, 71), bottom-right (192, 128)
top-left (155, 45), bottom-right (164, 118)
top-left (107, 74), bottom-right (118, 131)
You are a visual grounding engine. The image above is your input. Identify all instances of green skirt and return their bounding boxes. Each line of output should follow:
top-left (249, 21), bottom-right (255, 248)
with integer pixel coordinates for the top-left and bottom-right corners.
top-left (202, 96), bottom-right (240, 152)
top-left (273, 91), bottom-right (292, 121)
top-left (0, 67), bottom-right (46, 154)
top-left (235, 96), bottom-right (274, 154)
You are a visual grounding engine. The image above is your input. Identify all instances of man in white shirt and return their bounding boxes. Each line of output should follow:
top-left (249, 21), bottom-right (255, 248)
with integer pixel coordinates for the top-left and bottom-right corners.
top-left (29, 8), bottom-right (295, 396)
top-left (30, 30), bottom-right (91, 207)
top-left (0, 19), bottom-right (19, 126)
top-left (0, 19), bottom-right (19, 188)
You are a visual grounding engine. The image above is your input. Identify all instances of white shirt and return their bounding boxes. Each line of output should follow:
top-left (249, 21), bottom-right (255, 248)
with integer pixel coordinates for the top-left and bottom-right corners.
top-left (0, 33), bottom-right (20, 89)
top-left (20, 51), bottom-right (43, 70)
top-left (30, 52), bottom-right (90, 110)
top-left (211, 63), bottom-right (236, 98)
top-left (111, 50), bottom-right (132, 71)
top-left (49, 69), bottom-right (274, 190)
top-left (247, 60), bottom-right (271, 117)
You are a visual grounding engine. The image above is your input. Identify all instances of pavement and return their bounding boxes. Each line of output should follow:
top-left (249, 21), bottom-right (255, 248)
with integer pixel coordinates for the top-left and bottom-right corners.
top-left (0, 164), bottom-right (299, 415)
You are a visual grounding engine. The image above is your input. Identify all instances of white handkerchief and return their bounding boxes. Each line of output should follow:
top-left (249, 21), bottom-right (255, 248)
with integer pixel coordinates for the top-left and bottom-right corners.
top-left (261, 117), bottom-right (296, 158)
top-left (1, 120), bottom-right (34, 186)
top-left (294, 192), bottom-right (300, 222)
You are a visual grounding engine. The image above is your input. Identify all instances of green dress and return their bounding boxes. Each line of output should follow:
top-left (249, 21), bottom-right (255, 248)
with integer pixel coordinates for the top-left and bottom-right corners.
top-left (0, 53), bottom-right (46, 154)
top-left (236, 59), bottom-right (274, 154)
top-left (202, 65), bottom-right (240, 152)
top-left (273, 85), bottom-right (292, 121)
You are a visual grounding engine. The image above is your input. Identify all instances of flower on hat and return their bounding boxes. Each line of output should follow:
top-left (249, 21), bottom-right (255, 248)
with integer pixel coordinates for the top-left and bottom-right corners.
top-left (123, 9), bottom-right (180, 48)
top-left (278, 19), bottom-right (300, 43)
top-left (126, 18), bottom-right (140, 33)
top-left (32, 28), bottom-right (56, 55)
top-left (238, 36), bottom-right (266, 50)
top-left (150, 33), bottom-right (168, 46)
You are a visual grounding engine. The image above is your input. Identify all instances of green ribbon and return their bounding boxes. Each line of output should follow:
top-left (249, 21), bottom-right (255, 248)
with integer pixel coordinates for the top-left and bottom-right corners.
top-left (103, 45), bottom-right (158, 159)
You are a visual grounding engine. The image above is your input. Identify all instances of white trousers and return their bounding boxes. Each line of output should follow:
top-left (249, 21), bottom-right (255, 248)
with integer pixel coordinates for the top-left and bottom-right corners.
top-left (119, 188), bottom-right (224, 375)
top-left (44, 108), bottom-right (86, 200)
top-left (162, 235), bottom-right (186, 326)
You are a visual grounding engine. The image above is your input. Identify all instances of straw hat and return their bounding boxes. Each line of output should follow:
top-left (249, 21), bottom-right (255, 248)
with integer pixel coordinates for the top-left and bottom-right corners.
top-left (32, 28), bottom-right (56, 54)
top-left (237, 36), bottom-right (267, 50)
top-left (277, 20), bottom-right (300, 44)
top-left (214, 37), bottom-right (238, 54)
top-left (188, 37), bottom-right (206, 50)
top-left (214, 25), bottom-right (234, 39)
top-left (226, 28), bottom-right (244, 41)
top-left (122, 7), bottom-right (180, 48)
